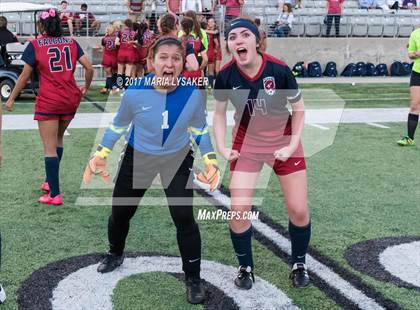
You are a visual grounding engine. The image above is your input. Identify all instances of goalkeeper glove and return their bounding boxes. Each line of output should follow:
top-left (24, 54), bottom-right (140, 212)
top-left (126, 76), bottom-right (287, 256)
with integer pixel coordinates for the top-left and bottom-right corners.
top-left (194, 152), bottom-right (220, 192)
top-left (83, 145), bottom-right (111, 184)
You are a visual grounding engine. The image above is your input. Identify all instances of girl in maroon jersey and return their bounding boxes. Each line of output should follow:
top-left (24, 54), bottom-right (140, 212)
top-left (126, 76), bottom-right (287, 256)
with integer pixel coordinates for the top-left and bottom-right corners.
top-left (5, 9), bottom-right (93, 205)
top-left (206, 17), bottom-right (222, 88)
top-left (180, 17), bottom-right (207, 80)
top-left (213, 18), bottom-right (311, 289)
top-left (100, 25), bottom-right (118, 94)
top-left (133, 20), bottom-right (155, 77)
top-left (116, 19), bottom-right (137, 88)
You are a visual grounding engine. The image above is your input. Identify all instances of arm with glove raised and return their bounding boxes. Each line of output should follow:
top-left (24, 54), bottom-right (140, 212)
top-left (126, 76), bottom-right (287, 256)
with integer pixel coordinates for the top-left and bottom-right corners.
top-left (190, 124), bottom-right (221, 192)
top-left (83, 98), bottom-right (133, 184)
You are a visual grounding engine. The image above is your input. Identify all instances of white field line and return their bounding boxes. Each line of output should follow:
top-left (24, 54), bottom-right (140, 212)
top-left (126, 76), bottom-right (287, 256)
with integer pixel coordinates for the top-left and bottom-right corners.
top-left (1, 108), bottom-right (409, 130)
top-left (51, 256), bottom-right (298, 310)
top-left (308, 124), bottom-right (330, 130)
top-left (366, 123), bottom-right (390, 129)
top-left (205, 189), bottom-right (384, 310)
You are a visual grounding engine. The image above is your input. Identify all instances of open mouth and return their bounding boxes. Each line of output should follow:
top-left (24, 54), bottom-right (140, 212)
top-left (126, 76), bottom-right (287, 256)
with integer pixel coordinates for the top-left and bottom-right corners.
top-left (163, 71), bottom-right (174, 79)
top-left (236, 47), bottom-right (248, 61)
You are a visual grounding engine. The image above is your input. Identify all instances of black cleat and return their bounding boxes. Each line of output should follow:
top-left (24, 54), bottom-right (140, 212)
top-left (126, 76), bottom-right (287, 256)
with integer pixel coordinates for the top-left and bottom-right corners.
top-left (234, 266), bottom-right (254, 290)
top-left (185, 277), bottom-right (205, 304)
top-left (97, 252), bottom-right (124, 273)
top-left (289, 263), bottom-right (310, 288)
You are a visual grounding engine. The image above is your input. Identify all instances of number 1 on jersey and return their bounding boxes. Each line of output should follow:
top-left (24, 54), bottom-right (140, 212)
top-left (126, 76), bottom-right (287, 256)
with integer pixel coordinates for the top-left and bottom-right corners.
top-left (161, 110), bottom-right (169, 129)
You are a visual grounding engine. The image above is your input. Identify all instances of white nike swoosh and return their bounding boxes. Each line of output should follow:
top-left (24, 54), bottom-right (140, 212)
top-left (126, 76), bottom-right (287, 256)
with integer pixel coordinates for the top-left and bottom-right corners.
top-left (232, 86), bottom-right (241, 90)
top-left (294, 161), bottom-right (302, 166)
top-left (142, 106), bottom-right (152, 111)
top-left (189, 258), bottom-right (200, 263)
top-left (235, 253), bottom-right (247, 257)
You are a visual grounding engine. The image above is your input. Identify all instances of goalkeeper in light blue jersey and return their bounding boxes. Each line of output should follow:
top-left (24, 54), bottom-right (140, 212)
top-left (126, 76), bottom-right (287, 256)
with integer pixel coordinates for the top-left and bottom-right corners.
top-left (83, 36), bottom-right (219, 305)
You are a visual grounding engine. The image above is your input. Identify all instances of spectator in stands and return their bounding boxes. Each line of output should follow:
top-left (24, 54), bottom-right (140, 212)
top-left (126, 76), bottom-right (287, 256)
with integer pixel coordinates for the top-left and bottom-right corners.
top-left (274, 3), bottom-right (294, 37)
top-left (0, 16), bottom-right (18, 65)
top-left (181, 0), bottom-right (203, 12)
top-left (387, 0), bottom-right (401, 9)
top-left (74, 4), bottom-right (101, 36)
top-left (59, 0), bottom-right (74, 36)
top-left (144, 0), bottom-right (158, 32)
top-left (202, 0), bottom-right (215, 15)
top-left (278, 0), bottom-right (301, 9)
top-left (254, 18), bottom-right (267, 51)
top-left (167, 0), bottom-right (181, 14)
top-left (359, 0), bottom-right (379, 8)
top-left (402, 0), bottom-right (417, 8)
top-left (326, 0), bottom-right (344, 37)
top-left (126, 0), bottom-right (145, 22)
top-left (219, 0), bottom-right (244, 32)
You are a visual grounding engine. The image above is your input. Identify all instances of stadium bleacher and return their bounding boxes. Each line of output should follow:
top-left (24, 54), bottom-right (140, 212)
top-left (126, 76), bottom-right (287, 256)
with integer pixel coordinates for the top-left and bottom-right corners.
top-left (0, 0), bottom-right (418, 38)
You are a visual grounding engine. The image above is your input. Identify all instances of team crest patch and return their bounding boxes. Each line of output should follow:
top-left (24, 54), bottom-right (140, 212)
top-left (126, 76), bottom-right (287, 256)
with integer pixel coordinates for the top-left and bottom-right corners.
top-left (263, 77), bottom-right (276, 96)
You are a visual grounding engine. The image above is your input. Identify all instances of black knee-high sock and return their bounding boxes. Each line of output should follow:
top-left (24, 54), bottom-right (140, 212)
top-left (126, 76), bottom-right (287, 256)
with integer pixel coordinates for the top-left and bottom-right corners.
top-left (112, 73), bottom-right (117, 88)
top-left (407, 113), bottom-right (419, 140)
top-left (230, 226), bottom-right (254, 269)
top-left (45, 147), bottom-right (63, 183)
top-left (45, 157), bottom-right (60, 197)
top-left (208, 75), bottom-right (214, 88)
top-left (57, 147), bottom-right (64, 161)
top-left (289, 221), bottom-right (311, 265)
top-left (177, 223), bottom-right (201, 279)
top-left (105, 77), bottom-right (112, 90)
top-left (108, 215), bottom-right (130, 256)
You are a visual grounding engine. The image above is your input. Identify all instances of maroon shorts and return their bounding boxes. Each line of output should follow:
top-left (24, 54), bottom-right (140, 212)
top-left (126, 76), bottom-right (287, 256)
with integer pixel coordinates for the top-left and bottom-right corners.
top-left (34, 97), bottom-right (80, 121)
top-left (230, 143), bottom-right (306, 176)
top-left (102, 51), bottom-right (118, 69)
top-left (34, 112), bottom-right (76, 121)
top-left (208, 48), bottom-right (222, 64)
top-left (117, 48), bottom-right (137, 64)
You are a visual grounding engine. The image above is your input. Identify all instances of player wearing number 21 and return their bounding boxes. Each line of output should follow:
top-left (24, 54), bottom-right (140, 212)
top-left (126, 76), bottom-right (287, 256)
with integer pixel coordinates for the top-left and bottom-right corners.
top-left (5, 8), bottom-right (93, 205)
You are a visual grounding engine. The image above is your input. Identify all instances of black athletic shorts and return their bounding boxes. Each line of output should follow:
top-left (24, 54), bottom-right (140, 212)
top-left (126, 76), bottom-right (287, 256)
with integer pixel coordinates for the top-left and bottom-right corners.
top-left (410, 70), bottom-right (420, 86)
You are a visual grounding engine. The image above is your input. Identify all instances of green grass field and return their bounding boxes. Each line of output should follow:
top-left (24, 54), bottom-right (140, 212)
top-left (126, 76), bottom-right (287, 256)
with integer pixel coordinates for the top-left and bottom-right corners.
top-left (0, 83), bottom-right (419, 310)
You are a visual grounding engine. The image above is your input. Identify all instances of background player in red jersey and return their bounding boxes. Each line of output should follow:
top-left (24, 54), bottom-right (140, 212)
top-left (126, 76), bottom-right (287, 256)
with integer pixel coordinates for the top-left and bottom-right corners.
top-left (205, 17), bottom-right (222, 88)
top-left (116, 19), bottom-right (137, 88)
top-left (180, 17), bottom-right (207, 80)
top-left (213, 18), bottom-right (311, 289)
top-left (5, 8), bottom-right (93, 205)
top-left (134, 20), bottom-right (155, 77)
top-left (100, 25), bottom-right (118, 94)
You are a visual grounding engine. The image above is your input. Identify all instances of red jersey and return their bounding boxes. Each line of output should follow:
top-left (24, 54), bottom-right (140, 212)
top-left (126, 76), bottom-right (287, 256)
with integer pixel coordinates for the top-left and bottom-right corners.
top-left (22, 36), bottom-right (84, 114)
top-left (118, 28), bottom-right (136, 51)
top-left (181, 35), bottom-right (205, 79)
top-left (102, 34), bottom-right (118, 68)
top-left (128, 0), bottom-right (144, 12)
top-left (102, 34), bottom-right (118, 53)
top-left (137, 29), bottom-right (155, 61)
top-left (214, 53), bottom-right (302, 153)
top-left (207, 30), bottom-right (222, 62)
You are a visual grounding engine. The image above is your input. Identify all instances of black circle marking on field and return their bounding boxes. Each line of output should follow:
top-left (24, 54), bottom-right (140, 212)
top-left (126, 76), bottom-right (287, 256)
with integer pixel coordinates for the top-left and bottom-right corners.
top-left (195, 185), bottom-right (402, 310)
top-left (18, 252), bottom-right (238, 310)
top-left (345, 236), bottom-right (420, 291)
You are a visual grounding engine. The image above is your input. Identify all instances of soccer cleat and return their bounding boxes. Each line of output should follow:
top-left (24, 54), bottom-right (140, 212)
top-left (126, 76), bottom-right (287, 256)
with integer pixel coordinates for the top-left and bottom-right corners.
top-left (289, 263), bottom-right (310, 288)
top-left (41, 181), bottom-right (50, 193)
top-left (397, 136), bottom-right (415, 146)
top-left (0, 284), bottom-right (6, 304)
top-left (234, 266), bottom-right (254, 290)
top-left (97, 252), bottom-right (124, 273)
top-left (185, 277), bottom-right (205, 304)
top-left (38, 194), bottom-right (63, 205)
